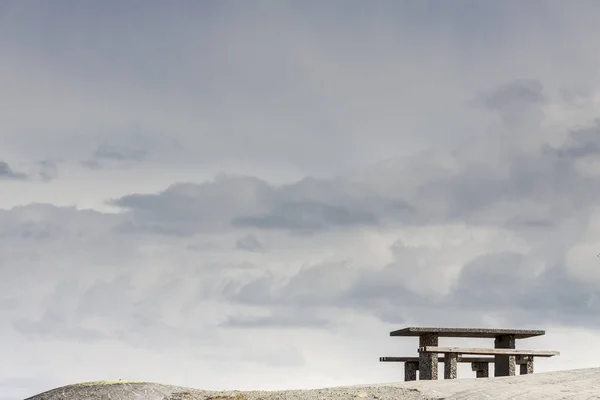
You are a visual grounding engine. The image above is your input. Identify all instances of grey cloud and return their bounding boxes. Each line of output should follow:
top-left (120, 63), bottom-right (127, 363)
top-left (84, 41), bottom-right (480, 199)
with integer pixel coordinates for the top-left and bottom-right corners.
top-left (235, 234), bottom-right (264, 252)
top-left (479, 79), bottom-right (545, 111)
top-left (11, 280), bottom-right (108, 342)
top-left (12, 310), bottom-right (107, 342)
top-left (109, 176), bottom-right (413, 235)
top-left (0, 204), bottom-right (125, 245)
top-left (221, 312), bottom-right (331, 330)
top-left (12, 280), bottom-right (106, 341)
top-left (220, 264), bottom-right (417, 329)
top-left (74, 275), bottom-right (134, 319)
top-left (221, 243), bottom-right (600, 330)
top-left (445, 252), bottom-right (600, 328)
top-left (414, 119), bottom-right (600, 226)
top-left (109, 177), bottom-right (274, 234)
top-left (0, 222), bottom-right (57, 240)
top-left (554, 119), bottom-right (600, 159)
top-left (81, 144), bottom-right (147, 169)
top-left (233, 201), bottom-right (378, 233)
top-left (476, 79), bottom-right (546, 127)
top-left (560, 86), bottom-right (594, 108)
top-left (225, 263), bottom-right (361, 309)
top-left (186, 241), bottom-right (221, 252)
top-left (449, 251), bottom-right (539, 308)
top-left (7, 262), bottom-right (220, 349)
top-left (93, 144), bottom-right (147, 161)
top-left (0, 161), bottom-right (27, 180)
top-left (504, 217), bottom-right (556, 230)
top-left (104, 115), bottom-right (600, 237)
top-left (37, 159), bottom-right (59, 181)
top-left (221, 261), bottom-right (416, 327)
top-left (114, 220), bottom-right (198, 237)
top-left (223, 273), bottom-right (274, 306)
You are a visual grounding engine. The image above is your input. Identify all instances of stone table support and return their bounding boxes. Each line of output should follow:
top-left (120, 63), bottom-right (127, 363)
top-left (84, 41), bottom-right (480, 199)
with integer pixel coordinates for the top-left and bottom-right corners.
top-left (404, 361), bottom-right (418, 381)
top-left (471, 361), bottom-right (490, 378)
top-left (419, 333), bottom-right (439, 380)
top-left (443, 353), bottom-right (458, 379)
top-left (517, 355), bottom-right (534, 375)
top-left (494, 334), bottom-right (516, 377)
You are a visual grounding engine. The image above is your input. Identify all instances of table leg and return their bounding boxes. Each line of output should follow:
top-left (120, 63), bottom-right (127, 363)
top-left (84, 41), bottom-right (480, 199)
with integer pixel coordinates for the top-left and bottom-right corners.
top-left (444, 352), bottom-right (458, 379)
top-left (517, 355), bottom-right (534, 375)
top-left (405, 361), bottom-right (418, 381)
top-left (471, 361), bottom-right (489, 378)
top-left (494, 334), bottom-right (516, 377)
top-left (419, 333), bottom-right (439, 380)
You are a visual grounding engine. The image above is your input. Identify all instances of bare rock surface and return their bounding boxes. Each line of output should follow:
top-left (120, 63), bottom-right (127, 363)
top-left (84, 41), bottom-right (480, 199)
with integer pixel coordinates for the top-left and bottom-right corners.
top-left (24, 368), bottom-right (600, 400)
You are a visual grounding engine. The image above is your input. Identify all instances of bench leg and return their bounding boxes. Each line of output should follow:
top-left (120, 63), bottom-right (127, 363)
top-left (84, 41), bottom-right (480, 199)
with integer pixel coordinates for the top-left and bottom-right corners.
top-left (494, 334), bottom-right (516, 377)
top-left (405, 361), bottom-right (418, 381)
top-left (418, 333), bottom-right (439, 380)
top-left (471, 362), bottom-right (489, 378)
top-left (443, 353), bottom-right (458, 379)
top-left (517, 355), bottom-right (534, 375)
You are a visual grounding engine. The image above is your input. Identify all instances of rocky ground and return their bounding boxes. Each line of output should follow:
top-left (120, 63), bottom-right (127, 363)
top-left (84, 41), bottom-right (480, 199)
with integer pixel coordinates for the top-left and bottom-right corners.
top-left (25, 368), bottom-right (600, 400)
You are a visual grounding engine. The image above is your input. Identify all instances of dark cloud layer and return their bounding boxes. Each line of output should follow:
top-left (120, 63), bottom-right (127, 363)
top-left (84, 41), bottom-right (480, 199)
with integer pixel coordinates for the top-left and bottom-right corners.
top-left (7, 80), bottom-right (598, 343)
top-left (107, 111), bottom-right (600, 239)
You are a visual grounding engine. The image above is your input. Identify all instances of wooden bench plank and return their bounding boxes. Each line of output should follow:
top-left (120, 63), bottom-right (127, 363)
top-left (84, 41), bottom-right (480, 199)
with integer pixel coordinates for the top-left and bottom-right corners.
top-left (419, 346), bottom-right (559, 357)
top-left (380, 356), bottom-right (495, 363)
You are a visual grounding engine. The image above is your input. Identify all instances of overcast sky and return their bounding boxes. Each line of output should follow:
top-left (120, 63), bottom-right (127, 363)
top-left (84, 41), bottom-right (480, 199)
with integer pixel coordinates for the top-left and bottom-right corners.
top-left (4, 1), bottom-right (600, 398)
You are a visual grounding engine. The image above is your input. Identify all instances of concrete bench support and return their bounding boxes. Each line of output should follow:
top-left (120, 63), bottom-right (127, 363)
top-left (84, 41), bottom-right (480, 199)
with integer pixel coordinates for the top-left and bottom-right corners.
top-left (495, 334), bottom-right (516, 377)
top-left (471, 361), bottom-right (489, 378)
top-left (517, 355), bottom-right (534, 375)
top-left (443, 353), bottom-right (458, 379)
top-left (380, 357), bottom-right (495, 381)
top-left (405, 361), bottom-right (418, 381)
top-left (418, 333), bottom-right (439, 380)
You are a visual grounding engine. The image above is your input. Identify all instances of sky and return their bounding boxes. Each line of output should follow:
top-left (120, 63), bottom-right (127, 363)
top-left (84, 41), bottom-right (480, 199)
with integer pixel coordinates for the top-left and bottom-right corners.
top-left (3, 0), bottom-right (600, 398)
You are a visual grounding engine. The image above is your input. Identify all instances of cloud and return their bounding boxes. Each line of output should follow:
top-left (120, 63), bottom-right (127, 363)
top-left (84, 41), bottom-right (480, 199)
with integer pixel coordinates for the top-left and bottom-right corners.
top-left (82, 144), bottom-right (147, 169)
top-left (0, 159), bottom-right (60, 183)
top-left (235, 234), bottom-right (264, 252)
top-left (11, 279), bottom-right (109, 342)
top-left (0, 161), bottom-right (27, 180)
top-left (104, 114), bottom-right (600, 239)
top-left (221, 312), bottom-right (331, 330)
top-left (478, 79), bottom-right (545, 112)
top-left (37, 159), bottom-right (59, 182)
top-left (108, 176), bottom-right (415, 235)
top-left (93, 144), bottom-right (147, 162)
top-left (233, 201), bottom-right (379, 232)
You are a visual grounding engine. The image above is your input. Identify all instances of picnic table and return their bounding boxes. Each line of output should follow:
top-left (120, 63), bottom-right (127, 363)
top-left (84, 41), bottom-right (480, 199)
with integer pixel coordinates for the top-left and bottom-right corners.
top-left (380, 327), bottom-right (559, 380)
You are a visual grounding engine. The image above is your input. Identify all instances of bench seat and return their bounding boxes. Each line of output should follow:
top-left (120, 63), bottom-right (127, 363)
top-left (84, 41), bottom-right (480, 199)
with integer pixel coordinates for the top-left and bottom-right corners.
top-left (380, 356), bottom-right (494, 363)
top-left (418, 346), bottom-right (559, 357)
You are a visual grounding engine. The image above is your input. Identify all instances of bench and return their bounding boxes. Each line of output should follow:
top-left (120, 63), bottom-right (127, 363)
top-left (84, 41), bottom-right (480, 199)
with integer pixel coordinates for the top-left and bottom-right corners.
top-left (418, 347), bottom-right (560, 379)
top-left (380, 356), bottom-right (495, 381)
